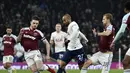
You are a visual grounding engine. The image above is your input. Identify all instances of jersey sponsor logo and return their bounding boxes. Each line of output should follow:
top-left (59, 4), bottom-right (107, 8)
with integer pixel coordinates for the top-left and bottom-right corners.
top-left (23, 34), bottom-right (36, 40)
top-left (3, 41), bottom-right (11, 44)
top-left (10, 38), bottom-right (12, 40)
top-left (33, 32), bottom-right (38, 36)
top-left (55, 38), bottom-right (63, 42)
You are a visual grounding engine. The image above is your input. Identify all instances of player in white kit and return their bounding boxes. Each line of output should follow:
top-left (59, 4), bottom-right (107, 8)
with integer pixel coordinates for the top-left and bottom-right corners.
top-left (57, 14), bottom-right (86, 73)
top-left (110, 1), bottom-right (130, 73)
top-left (50, 23), bottom-right (67, 73)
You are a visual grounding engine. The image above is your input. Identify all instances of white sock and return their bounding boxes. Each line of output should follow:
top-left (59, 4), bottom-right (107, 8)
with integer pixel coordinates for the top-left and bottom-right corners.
top-left (40, 64), bottom-right (49, 71)
top-left (124, 69), bottom-right (130, 73)
top-left (7, 67), bottom-right (12, 73)
top-left (101, 66), bottom-right (109, 73)
top-left (80, 68), bottom-right (87, 73)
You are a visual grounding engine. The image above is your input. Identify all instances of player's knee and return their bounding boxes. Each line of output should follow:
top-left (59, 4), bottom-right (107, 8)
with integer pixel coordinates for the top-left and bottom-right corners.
top-left (122, 60), bottom-right (129, 67)
top-left (37, 65), bottom-right (43, 70)
top-left (4, 65), bottom-right (8, 69)
top-left (31, 68), bottom-right (38, 72)
top-left (58, 60), bottom-right (66, 68)
top-left (30, 66), bottom-right (38, 72)
top-left (85, 60), bottom-right (92, 65)
top-left (4, 63), bottom-right (11, 69)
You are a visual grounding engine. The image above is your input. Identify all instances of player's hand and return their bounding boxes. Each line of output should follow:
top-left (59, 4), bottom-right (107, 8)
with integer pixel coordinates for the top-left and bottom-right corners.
top-left (110, 42), bottom-right (114, 49)
top-left (92, 28), bottom-right (97, 36)
top-left (65, 40), bottom-right (70, 46)
top-left (13, 50), bottom-right (17, 55)
top-left (46, 55), bottom-right (50, 60)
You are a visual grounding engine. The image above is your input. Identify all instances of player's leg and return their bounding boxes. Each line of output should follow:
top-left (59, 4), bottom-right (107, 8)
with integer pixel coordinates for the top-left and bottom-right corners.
top-left (3, 55), bottom-right (15, 73)
top-left (30, 63), bottom-right (40, 73)
top-left (34, 52), bottom-right (55, 73)
top-left (80, 52), bottom-right (99, 73)
top-left (75, 49), bottom-right (86, 69)
top-left (58, 52), bottom-right (67, 73)
top-left (57, 51), bottom-right (72, 73)
top-left (26, 57), bottom-right (39, 73)
top-left (122, 48), bottom-right (130, 73)
top-left (100, 52), bottom-right (113, 73)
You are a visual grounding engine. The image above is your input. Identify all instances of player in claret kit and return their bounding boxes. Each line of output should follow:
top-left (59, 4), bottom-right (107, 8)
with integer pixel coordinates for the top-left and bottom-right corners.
top-left (2, 26), bottom-right (17, 73)
top-left (17, 15), bottom-right (55, 73)
top-left (110, 1), bottom-right (130, 73)
top-left (81, 13), bottom-right (115, 73)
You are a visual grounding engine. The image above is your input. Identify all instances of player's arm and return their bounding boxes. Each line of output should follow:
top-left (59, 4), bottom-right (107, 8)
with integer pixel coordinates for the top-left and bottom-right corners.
top-left (95, 25), bottom-right (112, 36)
top-left (50, 33), bottom-right (55, 54)
top-left (50, 33), bottom-right (54, 46)
top-left (113, 23), bottom-right (127, 43)
top-left (0, 37), bottom-right (4, 51)
top-left (42, 39), bottom-right (51, 57)
top-left (97, 30), bottom-right (112, 36)
top-left (17, 29), bottom-right (24, 43)
top-left (68, 25), bottom-right (79, 40)
top-left (79, 31), bottom-right (88, 42)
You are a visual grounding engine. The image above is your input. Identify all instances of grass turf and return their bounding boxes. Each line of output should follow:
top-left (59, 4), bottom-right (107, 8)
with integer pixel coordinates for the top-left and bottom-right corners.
top-left (0, 69), bottom-right (123, 73)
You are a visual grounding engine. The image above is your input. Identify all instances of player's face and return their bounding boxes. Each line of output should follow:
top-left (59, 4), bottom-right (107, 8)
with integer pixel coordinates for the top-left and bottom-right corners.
top-left (102, 16), bottom-right (108, 25)
top-left (62, 16), bottom-right (69, 25)
top-left (124, 8), bottom-right (128, 13)
top-left (6, 28), bottom-right (12, 35)
top-left (55, 24), bottom-right (61, 32)
top-left (30, 20), bottom-right (39, 29)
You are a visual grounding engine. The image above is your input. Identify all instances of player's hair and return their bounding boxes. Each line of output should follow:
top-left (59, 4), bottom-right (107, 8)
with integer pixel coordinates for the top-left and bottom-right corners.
top-left (103, 13), bottom-right (113, 22)
top-left (125, 1), bottom-right (130, 11)
top-left (6, 26), bottom-right (12, 29)
top-left (56, 23), bottom-right (61, 25)
top-left (64, 14), bottom-right (71, 20)
top-left (31, 15), bottom-right (40, 21)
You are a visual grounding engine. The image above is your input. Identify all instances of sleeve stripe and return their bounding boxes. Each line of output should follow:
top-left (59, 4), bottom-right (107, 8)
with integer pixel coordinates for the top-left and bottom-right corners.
top-left (126, 15), bottom-right (130, 24)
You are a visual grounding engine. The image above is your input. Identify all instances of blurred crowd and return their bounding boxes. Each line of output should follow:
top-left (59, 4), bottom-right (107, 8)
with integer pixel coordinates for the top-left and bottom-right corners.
top-left (0, 0), bottom-right (130, 62)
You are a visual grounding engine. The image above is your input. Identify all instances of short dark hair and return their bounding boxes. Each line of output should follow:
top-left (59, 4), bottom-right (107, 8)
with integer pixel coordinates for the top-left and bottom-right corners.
top-left (125, 1), bottom-right (130, 11)
top-left (31, 15), bottom-right (40, 21)
top-left (103, 13), bottom-right (113, 22)
top-left (6, 26), bottom-right (12, 29)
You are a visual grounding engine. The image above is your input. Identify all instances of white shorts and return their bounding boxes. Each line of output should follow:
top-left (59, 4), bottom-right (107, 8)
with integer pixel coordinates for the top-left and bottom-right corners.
top-left (3, 55), bottom-right (14, 64)
top-left (24, 50), bottom-right (43, 67)
top-left (90, 51), bottom-right (113, 70)
top-left (126, 48), bottom-right (130, 56)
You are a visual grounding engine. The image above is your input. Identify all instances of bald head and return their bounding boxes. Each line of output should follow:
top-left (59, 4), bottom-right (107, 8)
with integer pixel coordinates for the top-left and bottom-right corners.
top-left (62, 14), bottom-right (72, 25)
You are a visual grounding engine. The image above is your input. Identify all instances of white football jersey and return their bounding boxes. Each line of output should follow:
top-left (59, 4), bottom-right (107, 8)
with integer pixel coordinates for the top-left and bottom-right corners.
top-left (67, 21), bottom-right (83, 50)
top-left (50, 31), bottom-right (67, 53)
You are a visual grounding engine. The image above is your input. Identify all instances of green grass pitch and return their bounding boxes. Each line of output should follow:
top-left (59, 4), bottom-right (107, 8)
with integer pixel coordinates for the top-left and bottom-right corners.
top-left (0, 69), bottom-right (123, 73)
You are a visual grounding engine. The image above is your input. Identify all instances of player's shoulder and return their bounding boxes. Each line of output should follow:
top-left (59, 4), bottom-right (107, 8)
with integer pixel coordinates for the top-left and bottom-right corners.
top-left (21, 27), bottom-right (30, 31)
top-left (70, 21), bottom-right (78, 25)
top-left (35, 29), bottom-right (44, 37)
top-left (107, 24), bottom-right (113, 28)
top-left (35, 29), bottom-right (42, 34)
top-left (106, 24), bottom-right (113, 30)
top-left (3, 34), bottom-right (7, 38)
top-left (10, 34), bottom-right (17, 38)
top-left (51, 31), bottom-right (56, 35)
top-left (61, 31), bottom-right (67, 34)
top-left (123, 12), bottom-right (130, 20)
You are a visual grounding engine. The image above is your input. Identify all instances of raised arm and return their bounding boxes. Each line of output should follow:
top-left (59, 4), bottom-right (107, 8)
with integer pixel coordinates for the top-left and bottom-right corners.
top-left (113, 23), bottom-right (127, 43)
top-left (79, 31), bottom-right (88, 42)
top-left (17, 29), bottom-right (24, 43)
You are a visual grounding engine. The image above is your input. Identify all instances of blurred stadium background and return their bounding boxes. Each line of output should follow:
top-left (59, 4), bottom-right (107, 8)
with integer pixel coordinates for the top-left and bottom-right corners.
top-left (0, 0), bottom-right (129, 72)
